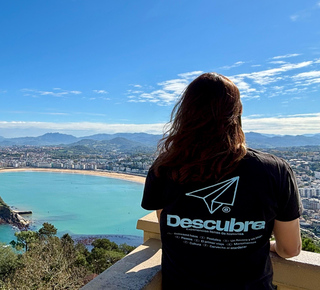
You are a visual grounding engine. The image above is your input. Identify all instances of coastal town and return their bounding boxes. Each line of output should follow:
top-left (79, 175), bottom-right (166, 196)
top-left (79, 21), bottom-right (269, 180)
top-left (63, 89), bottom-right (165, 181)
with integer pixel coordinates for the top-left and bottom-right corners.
top-left (0, 145), bottom-right (155, 176)
top-left (1, 144), bottom-right (320, 238)
top-left (260, 147), bottom-right (320, 239)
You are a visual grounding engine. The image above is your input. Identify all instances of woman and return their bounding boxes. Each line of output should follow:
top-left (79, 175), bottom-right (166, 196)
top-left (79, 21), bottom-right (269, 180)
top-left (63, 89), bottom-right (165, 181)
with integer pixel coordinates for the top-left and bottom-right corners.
top-left (142, 73), bottom-right (301, 289)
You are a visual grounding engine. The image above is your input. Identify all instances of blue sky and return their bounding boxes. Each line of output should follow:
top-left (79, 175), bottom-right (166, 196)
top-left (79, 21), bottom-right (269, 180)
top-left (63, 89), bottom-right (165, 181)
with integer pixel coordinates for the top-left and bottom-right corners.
top-left (1, 0), bottom-right (320, 137)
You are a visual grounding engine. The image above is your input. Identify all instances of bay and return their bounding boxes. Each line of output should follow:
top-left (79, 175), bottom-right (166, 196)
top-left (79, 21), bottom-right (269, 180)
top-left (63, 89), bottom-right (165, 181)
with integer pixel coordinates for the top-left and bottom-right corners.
top-left (0, 171), bottom-right (147, 245)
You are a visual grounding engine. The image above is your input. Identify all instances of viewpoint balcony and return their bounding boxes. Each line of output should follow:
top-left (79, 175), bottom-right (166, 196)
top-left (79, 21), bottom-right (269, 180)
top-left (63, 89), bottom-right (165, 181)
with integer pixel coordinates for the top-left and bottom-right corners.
top-left (82, 212), bottom-right (320, 290)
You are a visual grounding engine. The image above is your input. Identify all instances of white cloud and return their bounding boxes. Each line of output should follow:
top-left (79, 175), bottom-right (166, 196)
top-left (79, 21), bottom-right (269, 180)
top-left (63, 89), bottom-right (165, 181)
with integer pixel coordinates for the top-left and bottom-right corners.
top-left (127, 57), bottom-right (317, 105)
top-left (242, 113), bottom-right (320, 135)
top-left (285, 88), bottom-right (299, 93)
top-left (220, 61), bottom-right (245, 70)
top-left (0, 121), bottom-right (167, 137)
top-left (93, 90), bottom-right (108, 94)
top-left (228, 76), bottom-right (258, 99)
top-left (158, 79), bottom-right (188, 95)
top-left (235, 61), bottom-right (312, 86)
top-left (290, 2), bottom-right (320, 22)
top-left (21, 88), bottom-right (82, 97)
top-left (130, 90), bottom-right (177, 105)
top-left (177, 71), bottom-right (204, 79)
top-left (272, 86), bottom-right (284, 90)
top-left (40, 91), bottom-right (68, 96)
top-left (268, 61), bottom-right (287, 65)
top-left (246, 114), bottom-right (264, 118)
top-left (287, 112), bottom-right (320, 117)
top-left (271, 54), bottom-right (300, 60)
top-left (293, 70), bottom-right (320, 79)
top-left (293, 70), bottom-right (320, 86)
top-left (127, 70), bottom-right (202, 106)
top-left (40, 112), bottom-right (69, 116)
top-left (290, 15), bottom-right (299, 21)
top-left (1, 113), bottom-right (320, 138)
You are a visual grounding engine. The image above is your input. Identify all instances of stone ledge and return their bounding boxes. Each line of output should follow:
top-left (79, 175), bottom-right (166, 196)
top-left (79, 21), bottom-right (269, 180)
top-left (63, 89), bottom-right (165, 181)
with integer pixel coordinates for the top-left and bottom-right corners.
top-left (271, 250), bottom-right (320, 290)
top-left (80, 238), bottom-right (162, 290)
top-left (136, 211), bottom-right (160, 242)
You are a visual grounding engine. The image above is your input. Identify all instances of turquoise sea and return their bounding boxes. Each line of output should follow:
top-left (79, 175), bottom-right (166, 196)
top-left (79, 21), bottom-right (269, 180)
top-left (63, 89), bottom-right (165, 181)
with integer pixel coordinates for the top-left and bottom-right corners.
top-left (0, 171), bottom-right (147, 245)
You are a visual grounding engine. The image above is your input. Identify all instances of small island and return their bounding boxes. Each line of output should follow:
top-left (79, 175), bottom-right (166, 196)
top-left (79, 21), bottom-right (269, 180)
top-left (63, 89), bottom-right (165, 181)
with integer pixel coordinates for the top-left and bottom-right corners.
top-left (0, 196), bottom-right (30, 229)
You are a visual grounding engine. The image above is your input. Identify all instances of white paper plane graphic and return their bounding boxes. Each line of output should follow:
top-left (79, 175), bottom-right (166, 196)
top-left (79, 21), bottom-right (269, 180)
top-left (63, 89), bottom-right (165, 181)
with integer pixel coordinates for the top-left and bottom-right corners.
top-left (186, 177), bottom-right (239, 214)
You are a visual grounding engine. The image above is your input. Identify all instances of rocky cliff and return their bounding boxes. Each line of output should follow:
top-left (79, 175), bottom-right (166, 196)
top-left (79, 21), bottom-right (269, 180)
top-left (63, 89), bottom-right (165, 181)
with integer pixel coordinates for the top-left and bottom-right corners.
top-left (0, 196), bottom-right (29, 229)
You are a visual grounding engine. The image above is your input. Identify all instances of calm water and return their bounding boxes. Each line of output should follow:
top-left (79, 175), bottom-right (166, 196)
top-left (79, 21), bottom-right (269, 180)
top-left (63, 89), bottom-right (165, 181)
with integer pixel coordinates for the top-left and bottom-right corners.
top-left (0, 171), bottom-right (147, 245)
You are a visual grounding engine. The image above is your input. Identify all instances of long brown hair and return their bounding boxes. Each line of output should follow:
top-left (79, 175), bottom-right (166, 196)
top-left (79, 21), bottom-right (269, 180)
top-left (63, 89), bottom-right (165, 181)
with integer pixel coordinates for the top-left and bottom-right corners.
top-left (153, 72), bottom-right (247, 183)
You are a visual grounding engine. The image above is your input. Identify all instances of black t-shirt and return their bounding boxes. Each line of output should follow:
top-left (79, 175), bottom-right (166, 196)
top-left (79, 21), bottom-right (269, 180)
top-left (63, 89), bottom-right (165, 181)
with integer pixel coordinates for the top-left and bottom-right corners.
top-left (142, 149), bottom-right (302, 290)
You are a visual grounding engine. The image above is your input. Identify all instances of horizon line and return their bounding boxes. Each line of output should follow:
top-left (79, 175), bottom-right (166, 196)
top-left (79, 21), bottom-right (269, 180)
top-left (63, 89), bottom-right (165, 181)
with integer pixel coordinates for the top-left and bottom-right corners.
top-left (0, 131), bottom-right (320, 139)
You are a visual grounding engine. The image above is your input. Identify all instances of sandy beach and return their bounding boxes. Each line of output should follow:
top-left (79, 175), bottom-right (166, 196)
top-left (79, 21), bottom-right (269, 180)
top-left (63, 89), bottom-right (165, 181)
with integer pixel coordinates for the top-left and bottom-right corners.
top-left (0, 168), bottom-right (146, 184)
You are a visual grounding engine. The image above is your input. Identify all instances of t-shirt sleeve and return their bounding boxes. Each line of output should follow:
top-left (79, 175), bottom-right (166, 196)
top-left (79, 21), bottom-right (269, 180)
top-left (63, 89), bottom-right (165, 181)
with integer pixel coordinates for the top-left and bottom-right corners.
top-left (141, 168), bottom-right (165, 210)
top-left (276, 161), bottom-right (302, 221)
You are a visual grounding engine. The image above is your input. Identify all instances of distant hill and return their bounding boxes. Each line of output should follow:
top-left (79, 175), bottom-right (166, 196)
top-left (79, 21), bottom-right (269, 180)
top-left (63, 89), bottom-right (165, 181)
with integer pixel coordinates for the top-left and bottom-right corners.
top-left (81, 133), bottom-right (162, 147)
top-left (0, 132), bottom-right (161, 148)
top-left (0, 133), bottom-right (78, 146)
top-left (1, 132), bottom-right (320, 149)
top-left (245, 132), bottom-right (320, 148)
top-left (70, 137), bottom-right (153, 153)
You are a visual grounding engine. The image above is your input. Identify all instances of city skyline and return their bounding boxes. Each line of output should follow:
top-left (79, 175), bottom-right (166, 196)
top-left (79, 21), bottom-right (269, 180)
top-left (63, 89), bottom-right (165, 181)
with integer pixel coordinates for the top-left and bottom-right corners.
top-left (1, 0), bottom-right (320, 137)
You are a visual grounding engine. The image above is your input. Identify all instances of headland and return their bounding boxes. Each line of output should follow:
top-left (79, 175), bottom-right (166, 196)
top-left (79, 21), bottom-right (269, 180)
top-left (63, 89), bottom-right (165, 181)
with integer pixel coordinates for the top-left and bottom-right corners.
top-left (0, 196), bottom-right (30, 229)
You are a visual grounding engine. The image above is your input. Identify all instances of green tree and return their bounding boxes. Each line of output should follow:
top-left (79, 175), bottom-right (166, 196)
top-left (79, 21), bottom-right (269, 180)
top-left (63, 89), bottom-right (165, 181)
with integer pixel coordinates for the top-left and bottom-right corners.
top-left (91, 238), bottom-right (119, 251)
top-left (6, 235), bottom-right (89, 289)
top-left (86, 238), bottom-right (136, 274)
top-left (88, 247), bottom-right (124, 274)
top-left (74, 243), bottom-right (91, 268)
top-left (118, 243), bottom-right (136, 255)
top-left (0, 244), bottom-right (20, 281)
top-left (302, 237), bottom-right (320, 253)
top-left (38, 222), bottom-right (57, 238)
top-left (2, 228), bottom-right (136, 288)
top-left (61, 233), bottom-right (74, 245)
top-left (10, 230), bottom-right (38, 251)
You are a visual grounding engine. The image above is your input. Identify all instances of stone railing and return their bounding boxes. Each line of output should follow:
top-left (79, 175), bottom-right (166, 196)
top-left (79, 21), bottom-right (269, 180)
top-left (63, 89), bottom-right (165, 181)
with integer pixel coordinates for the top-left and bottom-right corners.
top-left (82, 211), bottom-right (320, 290)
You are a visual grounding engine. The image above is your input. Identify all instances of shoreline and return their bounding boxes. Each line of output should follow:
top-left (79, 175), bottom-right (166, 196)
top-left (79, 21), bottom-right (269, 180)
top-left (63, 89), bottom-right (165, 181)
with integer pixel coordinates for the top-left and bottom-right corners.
top-left (0, 168), bottom-right (147, 244)
top-left (72, 234), bottom-right (143, 247)
top-left (0, 167), bottom-right (146, 184)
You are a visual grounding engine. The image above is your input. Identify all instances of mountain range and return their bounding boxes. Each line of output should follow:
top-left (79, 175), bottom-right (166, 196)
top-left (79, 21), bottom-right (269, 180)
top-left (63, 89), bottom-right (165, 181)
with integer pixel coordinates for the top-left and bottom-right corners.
top-left (0, 132), bottom-right (320, 150)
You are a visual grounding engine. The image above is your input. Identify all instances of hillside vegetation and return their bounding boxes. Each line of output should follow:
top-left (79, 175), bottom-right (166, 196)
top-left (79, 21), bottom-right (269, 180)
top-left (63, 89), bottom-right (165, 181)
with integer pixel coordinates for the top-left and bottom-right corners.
top-left (0, 223), bottom-right (135, 289)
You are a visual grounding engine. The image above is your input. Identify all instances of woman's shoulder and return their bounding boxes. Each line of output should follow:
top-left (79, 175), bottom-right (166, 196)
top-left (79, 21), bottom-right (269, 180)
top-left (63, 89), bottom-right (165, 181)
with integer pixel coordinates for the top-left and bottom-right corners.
top-left (244, 148), bottom-right (290, 171)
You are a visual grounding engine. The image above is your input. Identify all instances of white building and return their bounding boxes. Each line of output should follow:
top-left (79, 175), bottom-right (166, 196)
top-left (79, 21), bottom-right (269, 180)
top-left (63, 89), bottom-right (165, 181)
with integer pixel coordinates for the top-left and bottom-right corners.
top-left (302, 198), bottom-right (320, 210)
top-left (36, 162), bottom-right (52, 168)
